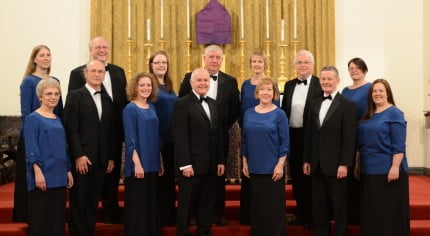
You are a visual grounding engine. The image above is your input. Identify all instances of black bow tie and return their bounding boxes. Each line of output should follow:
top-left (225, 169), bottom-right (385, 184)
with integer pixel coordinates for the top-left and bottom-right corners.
top-left (105, 65), bottom-right (109, 72)
top-left (322, 95), bottom-right (332, 101)
top-left (210, 75), bottom-right (217, 81)
top-left (94, 90), bottom-right (103, 95)
top-left (297, 79), bottom-right (307, 85)
top-left (200, 96), bottom-right (208, 103)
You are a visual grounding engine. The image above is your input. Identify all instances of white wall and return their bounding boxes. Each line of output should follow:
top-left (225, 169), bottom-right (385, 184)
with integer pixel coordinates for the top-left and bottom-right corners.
top-left (1, 0), bottom-right (428, 167)
top-left (0, 0), bottom-right (90, 115)
top-left (336, 0), bottom-right (426, 168)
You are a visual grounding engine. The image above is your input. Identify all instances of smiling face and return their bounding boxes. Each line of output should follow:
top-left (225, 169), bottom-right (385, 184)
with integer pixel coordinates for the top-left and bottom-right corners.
top-left (34, 48), bottom-right (51, 71)
top-left (190, 68), bottom-right (210, 96)
top-left (136, 76), bottom-right (153, 100)
top-left (320, 70), bottom-right (339, 95)
top-left (250, 55), bottom-right (266, 75)
top-left (89, 37), bottom-right (109, 63)
top-left (372, 82), bottom-right (389, 107)
top-left (39, 86), bottom-right (60, 109)
top-left (294, 53), bottom-right (314, 79)
top-left (151, 54), bottom-right (168, 78)
top-left (258, 83), bottom-right (274, 105)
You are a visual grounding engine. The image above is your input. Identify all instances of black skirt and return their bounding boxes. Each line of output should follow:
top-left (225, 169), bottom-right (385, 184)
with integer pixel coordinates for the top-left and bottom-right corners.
top-left (28, 187), bottom-right (67, 236)
top-left (360, 171), bottom-right (410, 236)
top-left (13, 137), bottom-right (28, 222)
top-left (249, 174), bottom-right (286, 236)
top-left (124, 172), bottom-right (160, 236)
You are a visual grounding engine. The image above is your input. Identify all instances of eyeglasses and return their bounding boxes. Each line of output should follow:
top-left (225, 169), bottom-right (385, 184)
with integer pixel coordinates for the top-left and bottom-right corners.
top-left (295, 61), bottom-right (312, 65)
top-left (152, 61), bottom-right (167, 65)
top-left (43, 92), bottom-right (60, 97)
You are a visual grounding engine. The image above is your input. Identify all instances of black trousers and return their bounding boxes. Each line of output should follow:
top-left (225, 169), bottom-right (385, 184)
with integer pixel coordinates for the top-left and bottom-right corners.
top-left (12, 137), bottom-right (28, 222)
top-left (311, 168), bottom-right (347, 236)
top-left (177, 174), bottom-right (216, 236)
top-left (289, 128), bottom-right (312, 224)
top-left (28, 187), bottom-right (66, 236)
top-left (101, 141), bottom-right (122, 221)
top-left (69, 165), bottom-right (105, 236)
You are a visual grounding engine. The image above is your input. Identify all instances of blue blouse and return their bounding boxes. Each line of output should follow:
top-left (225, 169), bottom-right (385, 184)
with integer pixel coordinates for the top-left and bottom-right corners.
top-left (123, 102), bottom-right (160, 176)
top-left (239, 79), bottom-right (280, 127)
top-left (358, 106), bottom-right (408, 174)
top-left (24, 112), bottom-right (71, 191)
top-left (242, 107), bottom-right (290, 174)
top-left (342, 82), bottom-right (371, 120)
top-left (153, 85), bottom-right (178, 144)
top-left (20, 75), bottom-right (64, 135)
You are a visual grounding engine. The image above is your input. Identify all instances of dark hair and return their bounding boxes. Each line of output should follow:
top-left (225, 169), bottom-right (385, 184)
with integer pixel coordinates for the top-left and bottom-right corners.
top-left (361, 78), bottom-right (395, 121)
top-left (148, 50), bottom-right (173, 93)
top-left (126, 72), bottom-right (158, 102)
top-left (320, 66), bottom-right (339, 77)
top-left (348, 57), bottom-right (368, 74)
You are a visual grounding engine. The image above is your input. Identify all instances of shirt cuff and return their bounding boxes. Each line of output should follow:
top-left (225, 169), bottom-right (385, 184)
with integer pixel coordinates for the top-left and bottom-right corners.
top-left (179, 165), bottom-right (192, 171)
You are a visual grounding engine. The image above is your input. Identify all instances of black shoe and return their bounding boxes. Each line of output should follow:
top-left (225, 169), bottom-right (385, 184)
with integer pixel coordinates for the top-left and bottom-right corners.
top-left (213, 216), bottom-right (228, 226)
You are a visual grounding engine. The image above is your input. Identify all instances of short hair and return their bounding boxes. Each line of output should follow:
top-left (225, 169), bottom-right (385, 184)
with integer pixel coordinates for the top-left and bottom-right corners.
top-left (254, 77), bottom-right (280, 101)
top-left (88, 36), bottom-right (109, 50)
top-left (204, 44), bottom-right (223, 56)
top-left (348, 57), bottom-right (368, 74)
top-left (148, 50), bottom-right (173, 93)
top-left (126, 72), bottom-right (158, 102)
top-left (361, 78), bottom-right (396, 121)
top-left (249, 50), bottom-right (268, 69)
top-left (36, 78), bottom-right (61, 98)
top-left (294, 50), bottom-right (315, 65)
top-left (23, 45), bottom-right (51, 78)
top-left (320, 66), bottom-right (340, 78)
top-left (191, 68), bottom-right (210, 81)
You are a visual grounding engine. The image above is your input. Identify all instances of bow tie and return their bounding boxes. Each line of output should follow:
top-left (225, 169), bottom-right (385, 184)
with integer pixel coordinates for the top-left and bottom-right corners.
top-left (210, 75), bottom-right (218, 81)
top-left (322, 95), bottom-right (332, 101)
top-left (297, 79), bottom-right (307, 85)
top-left (105, 65), bottom-right (109, 72)
top-left (94, 90), bottom-right (104, 95)
top-left (200, 96), bottom-right (208, 103)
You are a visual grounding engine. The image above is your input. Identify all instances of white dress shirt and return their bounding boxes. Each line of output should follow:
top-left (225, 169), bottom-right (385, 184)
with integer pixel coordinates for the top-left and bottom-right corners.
top-left (319, 91), bottom-right (338, 126)
top-left (289, 75), bottom-right (313, 128)
top-left (207, 72), bottom-right (218, 100)
top-left (103, 64), bottom-right (113, 100)
top-left (85, 84), bottom-right (102, 120)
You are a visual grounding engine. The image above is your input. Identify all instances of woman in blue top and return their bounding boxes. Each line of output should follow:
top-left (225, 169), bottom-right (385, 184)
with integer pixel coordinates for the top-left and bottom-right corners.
top-left (242, 78), bottom-right (290, 236)
top-left (355, 79), bottom-right (409, 236)
top-left (123, 72), bottom-right (164, 236)
top-left (341, 57), bottom-right (371, 224)
top-left (24, 78), bottom-right (73, 236)
top-left (149, 51), bottom-right (178, 226)
top-left (14, 45), bottom-right (64, 223)
top-left (239, 50), bottom-right (280, 225)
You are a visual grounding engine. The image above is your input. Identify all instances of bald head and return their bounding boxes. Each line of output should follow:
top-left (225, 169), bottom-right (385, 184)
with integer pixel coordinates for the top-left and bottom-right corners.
top-left (84, 60), bottom-right (105, 90)
top-left (190, 68), bottom-right (210, 96)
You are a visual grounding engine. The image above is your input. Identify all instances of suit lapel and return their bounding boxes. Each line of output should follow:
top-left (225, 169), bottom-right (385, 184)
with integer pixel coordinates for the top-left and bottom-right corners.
top-left (315, 99), bottom-right (322, 129)
top-left (192, 95), bottom-right (211, 122)
top-left (284, 79), bottom-right (297, 111)
top-left (81, 88), bottom-right (101, 123)
top-left (107, 63), bottom-right (117, 102)
top-left (215, 71), bottom-right (225, 103)
top-left (322, 92), bottom-right (341, 126)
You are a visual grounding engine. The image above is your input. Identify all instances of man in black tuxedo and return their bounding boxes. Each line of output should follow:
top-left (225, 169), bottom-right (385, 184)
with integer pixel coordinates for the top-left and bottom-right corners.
top-left (178, 45), bottom-right (240, 226)
top-left (64, 60), bottom-right (117, 236)
top-left (68, 36), bottom-right (127, 224)
top-left (173, 68), bottom-right (225, 236)
top-left (281, 50), bottom-right (322, 227)
top-left (303, 66), bottom-right (357, 236)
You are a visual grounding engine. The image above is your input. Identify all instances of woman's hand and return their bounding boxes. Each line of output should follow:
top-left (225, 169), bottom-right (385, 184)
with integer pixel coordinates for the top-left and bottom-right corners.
top-left (272, 163), bottom-right (284, 181)
top-left (33, 164), bottom-right (46, 191)
top-left (387, 166), bottom-right (400, 182)
top-left (67, 171), bottom-right (74, 188)
top-left (242, 157), bottom-right (250, 178)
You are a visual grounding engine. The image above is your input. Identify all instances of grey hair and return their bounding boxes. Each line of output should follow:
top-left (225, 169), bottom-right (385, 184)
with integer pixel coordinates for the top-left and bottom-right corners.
top-left (36, 78), bottom-right (61, 98)
top-left (294, 50), bottom-right (315, 65)
top-left (204, 44), bottom-right (223, 56)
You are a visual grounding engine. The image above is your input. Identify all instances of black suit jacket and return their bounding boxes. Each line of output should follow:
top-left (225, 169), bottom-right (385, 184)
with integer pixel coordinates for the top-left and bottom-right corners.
top-left (68, 63), bottom-right (127, 142)
top-left (178, 71), bottom-right (240, 133)
top-left (303, 93), bottom-right (357, 176)
top-left (63, 87), bottom-right (117, 170)
top-left (281, 76), bottom-right (323, 128)
top-left (172, 93), bottom-right (224, 175)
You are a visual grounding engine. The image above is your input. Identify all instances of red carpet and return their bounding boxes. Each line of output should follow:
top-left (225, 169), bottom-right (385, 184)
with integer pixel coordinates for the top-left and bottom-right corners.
top-left (1, 175), bottom-right (430, 235)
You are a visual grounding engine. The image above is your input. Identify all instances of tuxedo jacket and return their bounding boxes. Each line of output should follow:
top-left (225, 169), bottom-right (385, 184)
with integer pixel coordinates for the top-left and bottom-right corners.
top-left (281, 75), bottom-right (323, 129)
top-left (68, 63), bottom-right (127, 142)
top-left (172, 93), bottom-right (224, 175)
top-left (63, 87), bottom-right (117, 170)
top-left (178, 71), bottom-right (240, 133)
top-left (303, 93), bottom-right (357, 176)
